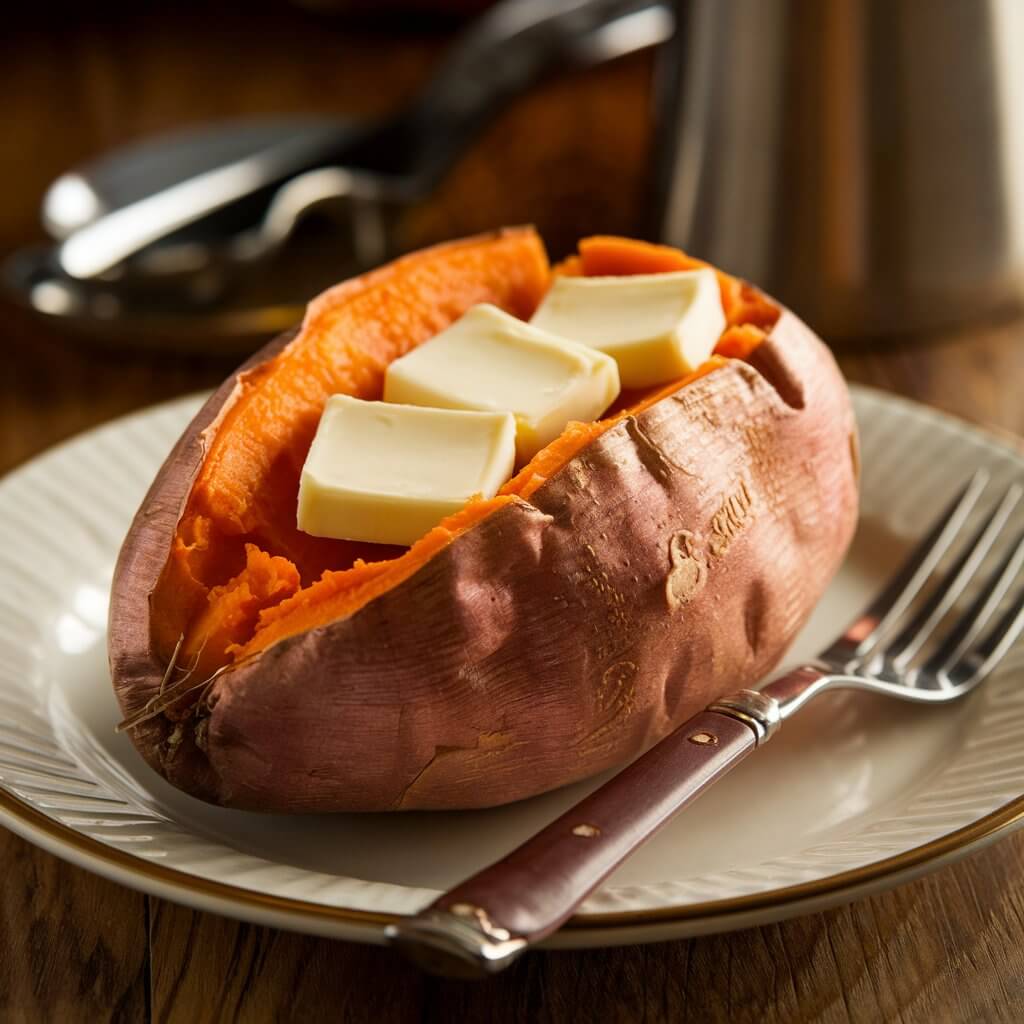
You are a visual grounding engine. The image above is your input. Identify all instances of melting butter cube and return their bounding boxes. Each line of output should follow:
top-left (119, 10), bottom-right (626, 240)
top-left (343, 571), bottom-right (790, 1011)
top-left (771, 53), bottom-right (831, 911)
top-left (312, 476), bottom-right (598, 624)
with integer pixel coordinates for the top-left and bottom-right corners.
top-left (297, 395), bottom-right (515, 546)
top-left (529, 269), bottom-right (726, 388)
top-left (383, 304), bottom-right (620, 461)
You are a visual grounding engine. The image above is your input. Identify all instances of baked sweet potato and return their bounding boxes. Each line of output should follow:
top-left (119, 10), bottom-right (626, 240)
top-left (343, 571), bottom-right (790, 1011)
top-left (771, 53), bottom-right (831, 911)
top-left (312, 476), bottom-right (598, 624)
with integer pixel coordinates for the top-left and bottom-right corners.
top-left (108, 228), bottom-right (858, 812)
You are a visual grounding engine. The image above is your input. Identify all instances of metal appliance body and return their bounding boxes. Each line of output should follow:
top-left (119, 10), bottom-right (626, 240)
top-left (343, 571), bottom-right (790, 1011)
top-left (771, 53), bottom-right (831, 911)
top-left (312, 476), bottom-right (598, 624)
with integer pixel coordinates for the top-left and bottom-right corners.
top-left (654, 0), bottom-right (1024, 338)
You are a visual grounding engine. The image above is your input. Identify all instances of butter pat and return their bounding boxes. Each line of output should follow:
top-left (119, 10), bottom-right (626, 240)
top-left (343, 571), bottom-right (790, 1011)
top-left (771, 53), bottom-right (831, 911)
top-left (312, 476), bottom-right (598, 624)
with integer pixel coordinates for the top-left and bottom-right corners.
top-left (297, 395), bottom-right (515, 546)
top-left (383, 304), bottom-right (620, 461)
top-left (529, 269), bottom-right (726, 388)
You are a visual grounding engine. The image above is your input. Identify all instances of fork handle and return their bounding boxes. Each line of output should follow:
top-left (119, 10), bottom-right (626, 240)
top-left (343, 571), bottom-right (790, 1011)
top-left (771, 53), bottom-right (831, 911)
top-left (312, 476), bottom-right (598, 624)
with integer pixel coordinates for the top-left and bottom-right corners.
top-left (387, 692), bottom-right (780, 977)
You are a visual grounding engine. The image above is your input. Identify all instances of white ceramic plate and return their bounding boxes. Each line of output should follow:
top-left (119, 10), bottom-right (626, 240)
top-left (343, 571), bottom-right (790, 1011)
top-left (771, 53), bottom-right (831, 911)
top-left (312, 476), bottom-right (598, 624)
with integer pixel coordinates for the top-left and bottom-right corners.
top-left (1, 386), bottom-right (1023, 949)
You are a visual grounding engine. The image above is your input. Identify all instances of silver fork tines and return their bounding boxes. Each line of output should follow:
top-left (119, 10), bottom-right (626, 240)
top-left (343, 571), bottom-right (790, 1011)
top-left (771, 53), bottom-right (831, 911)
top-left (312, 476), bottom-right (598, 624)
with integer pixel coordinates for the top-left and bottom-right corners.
top-left (881, 483), bottom-right (1023, 677)
top-left (923, 527), bottom-right (1024, 688)
top-left (763, 469), bottom-right (1024, 716)
top-left (823, 470), bottom-right (989, 669)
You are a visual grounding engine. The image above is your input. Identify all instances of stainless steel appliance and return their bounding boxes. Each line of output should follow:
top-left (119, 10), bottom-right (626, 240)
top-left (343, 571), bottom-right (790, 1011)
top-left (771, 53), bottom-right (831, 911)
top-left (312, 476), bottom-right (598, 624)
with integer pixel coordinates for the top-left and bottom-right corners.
top-left (654, 0), bottom-right (1024, 337)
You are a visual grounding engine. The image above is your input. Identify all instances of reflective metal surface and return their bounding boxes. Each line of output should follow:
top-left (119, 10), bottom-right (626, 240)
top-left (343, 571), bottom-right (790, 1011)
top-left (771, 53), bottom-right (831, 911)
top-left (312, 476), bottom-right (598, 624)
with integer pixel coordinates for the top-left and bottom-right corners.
top-left (654, 0), bottom-right (1024, 338)
top-left (56, 0), bottom-right (671, 281)
top-left (707, 689), bottom-right (782, 744)
top-left (5, 0), bottom-right (673, 350)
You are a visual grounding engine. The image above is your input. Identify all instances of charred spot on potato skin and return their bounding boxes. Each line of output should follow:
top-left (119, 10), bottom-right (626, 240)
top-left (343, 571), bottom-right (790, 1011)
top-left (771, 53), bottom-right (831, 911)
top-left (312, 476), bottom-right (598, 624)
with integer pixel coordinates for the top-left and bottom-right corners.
top-left (666, 530), bottom-right (707, 609)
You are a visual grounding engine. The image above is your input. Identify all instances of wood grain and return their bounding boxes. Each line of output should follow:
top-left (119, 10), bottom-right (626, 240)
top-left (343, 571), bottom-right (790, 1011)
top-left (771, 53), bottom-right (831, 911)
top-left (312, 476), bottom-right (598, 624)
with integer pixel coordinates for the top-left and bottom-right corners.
top-left (145, 844), bottom-right (1024, 1024)
top-left (2, 3), bottom-right (1024, 1022)
top-left (0, 828), bottom-right (148, 1023)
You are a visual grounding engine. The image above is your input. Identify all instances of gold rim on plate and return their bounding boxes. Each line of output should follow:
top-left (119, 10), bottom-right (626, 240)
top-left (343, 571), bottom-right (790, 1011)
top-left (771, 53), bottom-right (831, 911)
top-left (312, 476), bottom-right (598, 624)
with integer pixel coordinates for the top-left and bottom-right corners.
top-left (3, 784), bottom-right (1023, 933)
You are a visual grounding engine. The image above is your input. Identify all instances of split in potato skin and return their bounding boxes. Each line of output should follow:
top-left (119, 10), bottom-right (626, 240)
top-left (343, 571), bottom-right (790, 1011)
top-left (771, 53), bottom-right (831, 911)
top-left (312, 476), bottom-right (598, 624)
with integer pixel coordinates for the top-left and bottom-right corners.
top-left (109, 228), bottom-right (858, 812)
top-left (157, 232), bottom-right (780, 679)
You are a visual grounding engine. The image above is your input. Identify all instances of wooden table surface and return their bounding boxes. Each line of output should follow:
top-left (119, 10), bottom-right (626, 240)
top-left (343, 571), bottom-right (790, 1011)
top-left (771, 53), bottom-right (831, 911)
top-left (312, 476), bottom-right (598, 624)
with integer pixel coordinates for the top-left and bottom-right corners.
top-left (3, 5), bottom-right (1024, 1022)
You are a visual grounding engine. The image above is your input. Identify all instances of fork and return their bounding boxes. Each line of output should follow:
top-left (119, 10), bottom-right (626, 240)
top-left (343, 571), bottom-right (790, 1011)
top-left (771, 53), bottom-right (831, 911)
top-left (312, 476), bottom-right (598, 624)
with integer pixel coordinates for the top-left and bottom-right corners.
top-left (387, 469), bottom-right (1024, 977)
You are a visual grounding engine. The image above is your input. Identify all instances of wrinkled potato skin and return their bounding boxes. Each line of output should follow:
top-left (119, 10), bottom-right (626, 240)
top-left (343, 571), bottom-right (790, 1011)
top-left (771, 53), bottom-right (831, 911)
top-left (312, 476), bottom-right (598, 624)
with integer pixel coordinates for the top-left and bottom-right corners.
top-left (109, 298), bottom-right (858, 812)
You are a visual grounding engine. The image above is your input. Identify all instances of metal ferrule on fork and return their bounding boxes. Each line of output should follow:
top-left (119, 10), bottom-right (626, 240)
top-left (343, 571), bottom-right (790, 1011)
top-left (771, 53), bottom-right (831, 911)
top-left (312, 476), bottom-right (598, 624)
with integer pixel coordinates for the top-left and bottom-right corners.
top-left (706, 688), bottom-right (782, 745)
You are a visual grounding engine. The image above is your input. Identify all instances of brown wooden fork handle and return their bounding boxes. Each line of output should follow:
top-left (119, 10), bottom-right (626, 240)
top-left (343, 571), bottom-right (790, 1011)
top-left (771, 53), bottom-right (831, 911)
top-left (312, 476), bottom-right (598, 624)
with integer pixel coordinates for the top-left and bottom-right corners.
top-left (386, 699), bottom-right (774, 977)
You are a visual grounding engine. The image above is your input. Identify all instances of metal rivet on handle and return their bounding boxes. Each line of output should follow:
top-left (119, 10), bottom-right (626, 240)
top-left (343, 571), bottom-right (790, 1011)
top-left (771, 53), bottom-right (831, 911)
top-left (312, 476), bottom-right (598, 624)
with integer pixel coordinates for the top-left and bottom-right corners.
top-left (571, 823), bottom-right (601, 838)
top-left (688, 731), bottom-right (718, 745)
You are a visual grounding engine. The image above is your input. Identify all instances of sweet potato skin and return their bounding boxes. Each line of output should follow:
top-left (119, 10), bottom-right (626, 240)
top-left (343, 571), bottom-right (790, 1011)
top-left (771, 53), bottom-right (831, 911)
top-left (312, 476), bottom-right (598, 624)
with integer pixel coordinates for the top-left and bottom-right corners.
top-left (109, 252), bottom-right (858, 812)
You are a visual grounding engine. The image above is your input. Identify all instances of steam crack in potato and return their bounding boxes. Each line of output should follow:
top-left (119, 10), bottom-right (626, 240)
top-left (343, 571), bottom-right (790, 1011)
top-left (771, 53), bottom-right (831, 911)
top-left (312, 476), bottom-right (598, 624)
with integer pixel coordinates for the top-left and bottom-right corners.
top-left (396, 731), bottom-right (522, 809)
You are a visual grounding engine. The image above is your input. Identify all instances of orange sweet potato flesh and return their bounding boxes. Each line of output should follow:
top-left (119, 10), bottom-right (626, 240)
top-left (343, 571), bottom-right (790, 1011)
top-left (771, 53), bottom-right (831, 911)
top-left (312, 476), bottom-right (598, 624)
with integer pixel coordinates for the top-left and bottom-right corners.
top-left (168, 233), bottom-right (757, 676)
top-left (109, 227), bottom-right (858, 812)
top-left (154, 229), bottom-right (550, 665)
top-left (225, 355), bottom-right (729, 665)
top-left (227, 496), bottom-right (517, 663)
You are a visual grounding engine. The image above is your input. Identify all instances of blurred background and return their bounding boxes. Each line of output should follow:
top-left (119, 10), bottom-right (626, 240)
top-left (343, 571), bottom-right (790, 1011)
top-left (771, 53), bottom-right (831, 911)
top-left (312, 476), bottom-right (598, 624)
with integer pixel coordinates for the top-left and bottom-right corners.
top-left (3, 0), bottom-right (1024, 476)
top-left (0, 0), bottom-right (658, 472)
